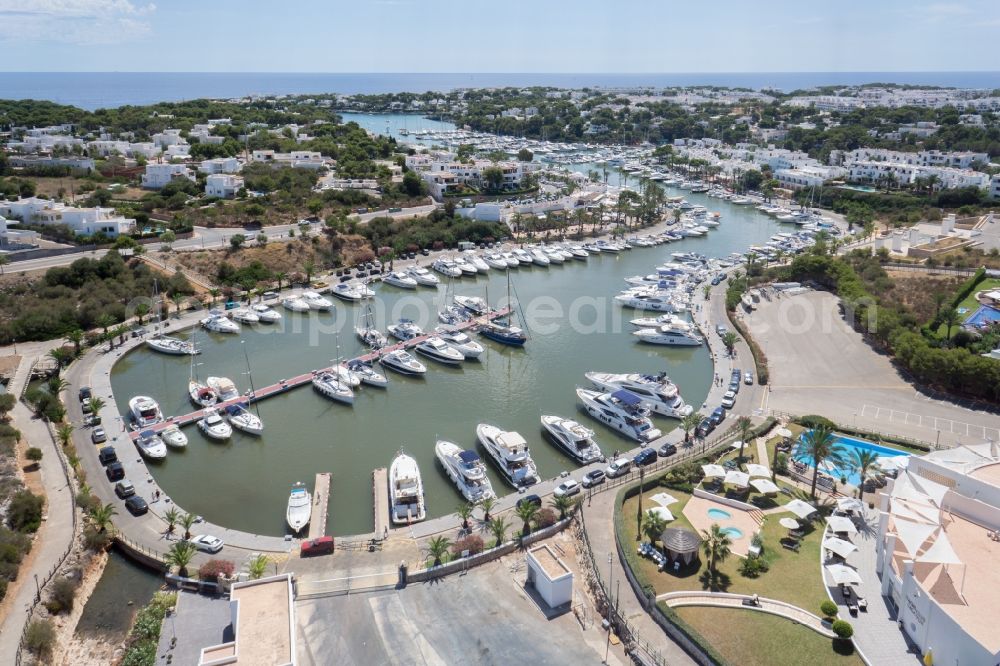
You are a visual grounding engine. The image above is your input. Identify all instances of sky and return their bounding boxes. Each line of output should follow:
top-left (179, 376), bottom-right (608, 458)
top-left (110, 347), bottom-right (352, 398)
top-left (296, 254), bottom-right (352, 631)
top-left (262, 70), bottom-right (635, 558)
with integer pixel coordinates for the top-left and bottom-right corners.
top-left (0, 0), bottom-right (998, 73)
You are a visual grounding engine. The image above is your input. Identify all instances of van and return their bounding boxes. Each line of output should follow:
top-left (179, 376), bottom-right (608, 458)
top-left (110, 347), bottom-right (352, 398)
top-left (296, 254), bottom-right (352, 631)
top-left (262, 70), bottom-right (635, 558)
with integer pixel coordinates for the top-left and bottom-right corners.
top-left (457, 241), bottom-right (476, 251)
top-left (301, 536), bottom-right (335, 557)
top-left (605, 458), bottom-right (632, 478)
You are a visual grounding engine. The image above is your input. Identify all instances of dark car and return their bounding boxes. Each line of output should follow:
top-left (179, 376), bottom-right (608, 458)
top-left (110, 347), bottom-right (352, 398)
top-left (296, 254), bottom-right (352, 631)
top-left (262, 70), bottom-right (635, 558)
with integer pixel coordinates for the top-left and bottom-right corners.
top-left (98, 446), bottom-right (118, 466)
top-left (634, 448), bottom-right (657, 467)
top-left (696, 418), bottom-right (716, 439)
top-left (125, 495), bottom-right (148, 516)
top-left (710, 406), bottom-right (727, 425)
top-left (711, 275), bottom-right (723, 286)
top-left (729, 380), bottom-right (741, 394)
top-left (91, 427), bottom-right (107, 444)
top-left (657, 443), bottom-right (678, 458)
top-left (106, 462), bottom-right (125, 482)
top-left (301, 535), bottom-right (335, 557)
top-left (516, 494), bottom-right (542, 510)
top-left (78, 386), bottom-right (92, 402)
top-left (581, 469), bottom-right (606, 488)
top-left (731, 369), bottom-right (742, 381)
top-left (420, 248), bottom-right (430, 256)
top-left (115, 480), bottom-right (136, 498)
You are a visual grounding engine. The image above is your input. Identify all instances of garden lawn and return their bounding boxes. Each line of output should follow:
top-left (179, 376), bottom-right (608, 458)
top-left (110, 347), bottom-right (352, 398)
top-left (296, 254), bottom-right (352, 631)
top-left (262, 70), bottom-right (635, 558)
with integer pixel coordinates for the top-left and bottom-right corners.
top-left (935, 277), bottom-right (1000, 336)
top-left (670, 606), bottom-right (862, 666)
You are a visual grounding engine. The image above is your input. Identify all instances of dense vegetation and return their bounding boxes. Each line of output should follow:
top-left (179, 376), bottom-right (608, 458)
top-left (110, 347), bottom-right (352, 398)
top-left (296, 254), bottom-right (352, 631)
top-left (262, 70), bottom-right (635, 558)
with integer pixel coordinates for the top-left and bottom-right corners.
top-left (0, 396), bottom-right (37, 603)
top-left (360, 208), bottom-right (508, 253)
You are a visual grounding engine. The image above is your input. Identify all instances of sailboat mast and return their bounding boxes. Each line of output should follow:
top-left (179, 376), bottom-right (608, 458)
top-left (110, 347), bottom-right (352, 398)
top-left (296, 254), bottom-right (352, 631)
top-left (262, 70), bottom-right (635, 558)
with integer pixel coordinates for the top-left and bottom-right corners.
top-left (241, 340), bottom-right (259, 417)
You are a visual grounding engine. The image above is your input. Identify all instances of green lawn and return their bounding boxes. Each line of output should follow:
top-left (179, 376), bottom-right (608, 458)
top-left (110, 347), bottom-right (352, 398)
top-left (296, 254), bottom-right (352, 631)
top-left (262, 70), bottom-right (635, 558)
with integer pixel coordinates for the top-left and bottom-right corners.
top-left (670, 606), bottom-right (862, 666)
top-left (935, 277), bottom-right (1000, 337)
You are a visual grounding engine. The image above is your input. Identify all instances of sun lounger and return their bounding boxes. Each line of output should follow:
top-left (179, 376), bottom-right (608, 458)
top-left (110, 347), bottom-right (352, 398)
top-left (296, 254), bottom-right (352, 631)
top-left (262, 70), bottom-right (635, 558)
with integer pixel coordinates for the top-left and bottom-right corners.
top-left (781, 540), bottom-right (800, 552)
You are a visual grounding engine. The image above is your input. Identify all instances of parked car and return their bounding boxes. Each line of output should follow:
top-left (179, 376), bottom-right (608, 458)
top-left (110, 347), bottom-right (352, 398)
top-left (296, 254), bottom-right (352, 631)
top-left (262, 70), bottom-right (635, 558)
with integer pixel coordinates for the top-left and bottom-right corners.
top-left (633, 448), bottom-right (657, 467)
top-left (744, 371), bottom-right (754, 385)
top-left (696, 419), bottom-right (715, 439)
top-left (716, 324), bottom-right (728, 337)
top-left (262, 291), bottom-right (279, 301)
top-left (605, 458), bottom-right (632, 478)
top-left (711, 275), bottom-right (723, 286)
top-left (125, 495), bottom-right (148, 515)
top-left (188, 534), bottom-right (224, 554)
top-left (114, 480), bottom-right (135, 499)
top-left (98, 446), bottom-right (118, 466)
top-left (581, 469), bottom-right (606, 488)
top-left (721, 391), bottom-right (736, 409)
top-left (91, 427), bottom-right (107, 444)
top-left (730, 369), bottom-right (742, 382)
top-left (301, 536), bottom-right (335, 557)
top-left (420, 248), bottom-right (430, 256)
top-left (710, 406), bottom-right (727, 425)
top-left (554, 479), bottom-right (581, 498)
top-left (388, 207), bottom-right (402, 213)
top-left (106, 462), bottom-right (125, 482)
top-left (657, 443), bottom-right (678, 458)
top-left (78, 386), bottom-right (92, 402)
top-left (516, 494), bottom-right (542, 510)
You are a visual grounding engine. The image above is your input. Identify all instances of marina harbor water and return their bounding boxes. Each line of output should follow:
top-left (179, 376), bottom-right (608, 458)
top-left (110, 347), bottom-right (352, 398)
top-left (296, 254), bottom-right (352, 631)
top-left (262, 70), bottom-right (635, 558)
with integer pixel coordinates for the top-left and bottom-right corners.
top-left (110, 189), bottom-right (797, 537)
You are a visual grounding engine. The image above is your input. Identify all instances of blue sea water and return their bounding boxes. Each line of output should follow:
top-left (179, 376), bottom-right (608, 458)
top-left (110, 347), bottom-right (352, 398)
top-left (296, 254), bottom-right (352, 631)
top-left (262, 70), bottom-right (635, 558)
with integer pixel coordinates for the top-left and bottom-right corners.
top-left (0, 71), bottom-right (998, 110)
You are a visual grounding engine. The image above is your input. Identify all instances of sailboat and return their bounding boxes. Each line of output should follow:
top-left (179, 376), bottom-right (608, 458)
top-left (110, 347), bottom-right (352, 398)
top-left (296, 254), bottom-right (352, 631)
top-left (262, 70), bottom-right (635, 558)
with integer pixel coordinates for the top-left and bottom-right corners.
top-left (355, 297), bottom-right (387, 349)
top-left (478, 271), bottom-right (527, 346)
top-left (187, 335), bottom-right (217, 407)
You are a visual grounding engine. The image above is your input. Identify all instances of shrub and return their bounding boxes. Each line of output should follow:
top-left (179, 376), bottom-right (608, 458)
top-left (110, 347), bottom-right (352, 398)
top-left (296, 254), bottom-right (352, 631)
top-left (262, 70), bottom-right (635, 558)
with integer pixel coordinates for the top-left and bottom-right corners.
top-left (831, 619), bottom-right (854, 639)
top-left (45, 577), bottom-right (78, 614)
top-left (7, 490), bottom-right (44, 532)
top-left (83, 525), bottom-right (112, 551)
top-left (76, 490), bottom-right (101, 513)
top-left (450, 534), bottom-right (484, 557)
top-left (534, 507), bottom-right (557, 529)
top-left (738, 556), bottom-right (769, 578)
top-left (820, 600), bottom-right (838, 618)
top-left (24, 619), bottom-right (55, 658)
top-left (25, 447), bottom-right (43, 463)
top-left (198, 559), bottom-right (235, 581)
top-left (797, 415), bottom-right (836, 430)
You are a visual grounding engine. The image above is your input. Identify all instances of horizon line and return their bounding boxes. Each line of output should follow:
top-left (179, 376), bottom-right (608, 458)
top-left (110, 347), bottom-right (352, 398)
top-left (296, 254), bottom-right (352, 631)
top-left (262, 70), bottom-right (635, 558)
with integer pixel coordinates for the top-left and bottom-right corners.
top-left (1, 70), bottom-right (998, 76)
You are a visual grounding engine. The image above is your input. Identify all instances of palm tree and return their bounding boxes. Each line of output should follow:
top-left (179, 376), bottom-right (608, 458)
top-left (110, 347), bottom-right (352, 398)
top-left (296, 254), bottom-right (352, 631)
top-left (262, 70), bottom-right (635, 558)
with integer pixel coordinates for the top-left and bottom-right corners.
top-left (180, 512), bottom-right (197, 540)
top-left (47, 345), bottom-right (72, 370)
top-left (170, 293), bottom-right (185, 317)
top-left (134, 302), bottom-right (150, 325)
top-left (478, 496), bottom-right (496, 522)
top-left (95, 313), bottom-right (116, 337)
top-left (56, 423), bottom-right (74, 447)
top-left (274, 272), bottom-right (288, 292)
top-left (89, 503), bottom-right (117, 534)
top-left (701, 524), bottom-right (733, 591)
top-left (164, 508), bottom-right (180, 536)
top-left (46, 376), bottom-right (69, 396)
top-left (65, 329), bottom-right (84, 355)
top-left (851, 449), bottom-right (880, 504)
top-left (551, 494), bottom-right (576, 520)
top-left (799, 424), bottom-right (847, 499)
top-left (514, 502), bottom-right (539, 537)
top-left (208, 288), bottom-right (221, 307)
top-left (456, 503), bottom-right (475, 531)
top-left (736, 416), bottom-right (753, 465)
top-left (641, 509), bottom-right (668, 549)
top-left (113, 325), bottom-right (129, 346)
top-left (248, 554), bottom-right (270, 580)
top-left (681, 412), bottom-right (703, 444)
top-left (427, 536), bottom-right (451, 566)
top-left (167, 541), bottom-right (197, 577)
top-left (702, 284), bottom-right (712, 300)
top-left (86, 397), bottom-right (105, 416)
top-left (304, 260), bottom-right (316, 284)
top-left (488, 516), bottom-right (508, 547)
top-left (941, 307), bottom-right (960, 340)
top-left (721, 331), bottom-right (739, 356)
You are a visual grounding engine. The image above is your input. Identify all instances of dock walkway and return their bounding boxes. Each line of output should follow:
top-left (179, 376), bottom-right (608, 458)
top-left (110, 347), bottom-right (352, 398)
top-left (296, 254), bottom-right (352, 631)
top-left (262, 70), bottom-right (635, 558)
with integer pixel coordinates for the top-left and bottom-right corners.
top-left (373, 468), bottom-right (389, 540)
top-left (308, 472), bottom-right (331, 540)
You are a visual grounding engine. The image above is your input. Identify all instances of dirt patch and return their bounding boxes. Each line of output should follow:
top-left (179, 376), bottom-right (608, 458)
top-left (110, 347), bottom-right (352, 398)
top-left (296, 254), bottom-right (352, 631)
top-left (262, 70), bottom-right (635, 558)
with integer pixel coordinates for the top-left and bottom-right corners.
top-left (885, 271), bottom-right (964, 322)
top-left (53, 550), bottom-right (110, 665)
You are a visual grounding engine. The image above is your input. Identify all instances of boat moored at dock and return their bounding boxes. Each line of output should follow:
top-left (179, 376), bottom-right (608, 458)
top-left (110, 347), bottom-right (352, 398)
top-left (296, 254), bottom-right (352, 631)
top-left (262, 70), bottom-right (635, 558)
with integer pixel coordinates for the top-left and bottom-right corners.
top-left (476, 424), bottom-right (540, 488)
top-left (146, 336), bottom-right (198, 356)
top-left (540, 415), bottom-right (603, 464)
top-left (435, 440), bottom-right (496, 503)
top-left (389, 451), bottom-right (426, 524)
top-left (286, 482), bottom-right (311, 533)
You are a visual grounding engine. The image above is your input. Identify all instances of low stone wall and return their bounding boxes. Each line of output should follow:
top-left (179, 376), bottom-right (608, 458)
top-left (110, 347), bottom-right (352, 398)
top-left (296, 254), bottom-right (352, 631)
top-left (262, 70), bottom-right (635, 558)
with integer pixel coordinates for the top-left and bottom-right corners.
top-left (692, 487), bottom-right (758, 513)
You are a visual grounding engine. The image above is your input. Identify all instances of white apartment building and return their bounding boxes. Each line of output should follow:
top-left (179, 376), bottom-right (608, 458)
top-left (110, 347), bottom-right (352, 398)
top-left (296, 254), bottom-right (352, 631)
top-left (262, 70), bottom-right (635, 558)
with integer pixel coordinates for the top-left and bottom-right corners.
top-left (0, 198), bottom-right (134, 237)
top-left (189, 124), bottom-right (226, 145)
top-left (250, 150), bottom-right (327, 169)
top-left (164, 144), bottom-right (191, 160)
top-left (152, 129), bottom-right (186, 149)
top-left (141, 163), bottom-right (196, 189)
top-left (8, 134), bottom-right (84, 153)
top-left (774, 165), bottom-right (846, 189)
top-left (990, 174), bottom-right (1000, 200)
top-left (848, 161), bottom-right (990, 189)
top-left (199, 157), bottom-right (242, 175)
top-left (412, 157), bottom-right (530, 201)
top-left (205, 174), bottom-right (244, 199)
top-left (832, 149), bottom-right (990, 170)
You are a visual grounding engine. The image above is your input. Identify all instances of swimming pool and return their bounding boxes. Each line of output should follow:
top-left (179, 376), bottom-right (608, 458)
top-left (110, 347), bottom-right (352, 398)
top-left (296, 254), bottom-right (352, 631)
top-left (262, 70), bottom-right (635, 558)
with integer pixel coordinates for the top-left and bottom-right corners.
top-left (965, 305), bottom-right (1000, 328)
top-left (793, 433), bottom-right (909, 486)
top-left (720, 527), bottom-right (743, 539)
top-left (707, 508), bottom-right (732, 520)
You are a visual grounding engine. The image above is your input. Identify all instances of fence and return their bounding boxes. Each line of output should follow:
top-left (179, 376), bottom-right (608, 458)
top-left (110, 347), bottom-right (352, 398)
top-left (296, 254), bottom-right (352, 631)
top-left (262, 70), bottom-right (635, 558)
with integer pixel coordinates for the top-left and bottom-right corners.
top-left (767, 409), bottom-right (938, 451)
top-left (114, 534), bottom-right (169, 571)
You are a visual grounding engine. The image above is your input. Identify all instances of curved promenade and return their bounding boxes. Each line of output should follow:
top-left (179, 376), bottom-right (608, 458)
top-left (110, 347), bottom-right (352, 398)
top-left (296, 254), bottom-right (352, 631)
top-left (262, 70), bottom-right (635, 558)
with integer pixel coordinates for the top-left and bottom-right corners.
top-left (657, 591), bottom-right (835, 638)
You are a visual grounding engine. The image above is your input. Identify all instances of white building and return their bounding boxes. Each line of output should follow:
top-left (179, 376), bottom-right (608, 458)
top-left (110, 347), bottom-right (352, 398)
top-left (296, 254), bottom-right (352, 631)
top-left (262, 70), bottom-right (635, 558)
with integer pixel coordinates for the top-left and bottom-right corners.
top-left (152, 129), bottom-right (186, 149)
top-left (250, 149), bottom-right (327, 170)
top-left (0, 198), bottom-right (134, 237)
top-left (876, 444), bottom-right (1000, 666)
top-left (848, 161), bottom-right (989, 190)
top-left (141, 163), bottom-right (195, 189)
top-left (990, 174), bottom-right (1000, 200)
top-left (775, 165), bottom-right (846, 189)
top-left (205, 174), bottom-right (244, 199)
top-left (198, 157), bottom-right (242, 175)
top-left (525, 544), bottom-right (573, 609)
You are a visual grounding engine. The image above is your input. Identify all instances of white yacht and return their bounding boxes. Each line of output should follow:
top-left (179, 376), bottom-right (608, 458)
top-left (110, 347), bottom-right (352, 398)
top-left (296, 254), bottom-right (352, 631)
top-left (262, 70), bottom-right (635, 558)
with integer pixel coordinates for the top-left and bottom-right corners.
top-left (346, 360), bottom-right (388, 388)
top-left (529, 248), bottom-right (551, 266)
top-left (282, 296), bottom-right (311, 312)
top-left (231, 308), bottom-right (260, 325)
top-left (389, 451), bottom-right (426, 525)
top-left (388, 319), bottom-right (423, 341)
top-left (435, 440), bottom-right (496, 503)
top-left (160, 424), bottom-right (188, 448)
top-left (383, 271), bottom-right (419, 289)
top-left (542, 247), bottom-right (565, 264)
top-left (301, 290), bottom-right (333, 311)
top-left (250, 303), bottom-right (282, 323)
top-left (406, 266), bottom-right (440, 287)
top-left (629, 313), bottom-right (688, 328)
top-left (483, 253), bottom-right (509, 270)
top-left (576, 388), bottom-right (662, 443)
top-left (224, 402), bottom-right (263, 435)
top-left (476, 424), bottom-right (540, 488)
top-left (453, 295), bottom-right (489, 316)
top-left (452, 256), bottom-right (478, 276)
top-left (286, 482), bottom-right (311, 533)
top-left (512, 248), bottom-right (534, 265)
top-left (633, 324), bottom-right (704, 346)
top-left (566, 245), bottom-right (590, 259)
top-left (438, 304), bottom-right (471, 326)
top-left (415, 336), bottom-right (465, 365)
top-left (200, 311), bottom-right (240, 334)
top-left (206, 377), bottom-right (240, 402)
top-left (188, 380), bottom-right (217, 408)
top-left (501, 251), bottom-right (522, 267)
top-left (136, 430), bottom-right (168, 460)
top-left (540, 415), bottom-right (603, 464)
top-left (433, 327), bottom-right (484, 359)
top-left (355, 300), bottom-right (387, 349)
top-left (432, 258), bottom-right (462, 278)
top-left (331, 282), bottom-right (368, 301)
top-left (595, 240), bottom-right (622, 253)
top-left (462, 251), bottom-right (490, 273)
top-left (585, 372), bottom-right (693, 418)
top-left (146, 336), bottom-right (198, 355)
top-left (197, 409), bottom-right (233, 441)
top-left (615, 290), bottom-right (685, 312)
top-left (311, 370), bottom-right (355, 404)
top-left (128, 396), bottom-right (163, 429)
top-left (379, 349), bottom-right (427, 376)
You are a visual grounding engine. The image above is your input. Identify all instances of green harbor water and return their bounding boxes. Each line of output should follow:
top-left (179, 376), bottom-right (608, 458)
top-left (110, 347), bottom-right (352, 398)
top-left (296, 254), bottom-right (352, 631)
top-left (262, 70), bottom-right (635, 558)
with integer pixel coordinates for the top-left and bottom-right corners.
top-left (110, 191), bottom-right (789, 536)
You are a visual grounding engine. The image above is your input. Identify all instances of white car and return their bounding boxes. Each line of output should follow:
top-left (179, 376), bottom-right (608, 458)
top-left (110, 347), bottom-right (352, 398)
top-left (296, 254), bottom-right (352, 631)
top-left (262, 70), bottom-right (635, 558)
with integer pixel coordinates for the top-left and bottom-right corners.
top-left (554, 479), bottom-right (581, 498)
top-left (721, 390), bottom-right (736, 408)
top-left (188, 534), bottom-right (224, 554)
top-left (604, 458), bottom-right (632, 478)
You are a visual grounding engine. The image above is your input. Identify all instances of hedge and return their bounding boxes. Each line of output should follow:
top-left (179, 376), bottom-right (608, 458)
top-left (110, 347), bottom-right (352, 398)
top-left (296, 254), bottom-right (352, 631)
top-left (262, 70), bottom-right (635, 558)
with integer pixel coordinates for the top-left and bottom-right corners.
top-left (949, 267), bottom-right (986, 309)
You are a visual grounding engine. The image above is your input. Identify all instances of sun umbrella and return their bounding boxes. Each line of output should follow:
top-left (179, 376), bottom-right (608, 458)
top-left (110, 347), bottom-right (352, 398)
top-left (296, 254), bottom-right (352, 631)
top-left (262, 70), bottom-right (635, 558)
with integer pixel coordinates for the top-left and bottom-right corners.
top-left (823, 537), bottom-right (858, 559)
top-left (648, 506), bottom-right (675, 522)
top-left (729, 440), bottom-right (744, 450)
top-left (836, 497), bottom-right (864, 513)
top-left (649, 492), bottom-right (678, 508)
top-left (775, 427), bottom-right (792, 438)
top-left (825, 563), bottom-right (862, 586)
top-left (779, 517), bottom-right (801, 530)
top-left (702, 464), bottom-right (726, 478)
top-left (746, 463), bottom-right (771, 478)
top-left (785, 499), bottom-right (817, 520)
top-left (750, 478), bottom-right (780, 494)
top-left (725, 470), bottom-right (750, 488)
top-left (827, 515), bottom-right (858, 535)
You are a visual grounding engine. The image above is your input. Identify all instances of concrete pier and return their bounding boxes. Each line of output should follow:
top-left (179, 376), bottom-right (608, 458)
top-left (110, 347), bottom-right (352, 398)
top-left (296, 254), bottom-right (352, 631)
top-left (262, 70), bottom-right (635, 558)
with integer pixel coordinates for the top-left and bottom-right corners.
top-left (372, 467), bottom-right (389, 540)
top-left (308, 472), bottom-right (331, 540)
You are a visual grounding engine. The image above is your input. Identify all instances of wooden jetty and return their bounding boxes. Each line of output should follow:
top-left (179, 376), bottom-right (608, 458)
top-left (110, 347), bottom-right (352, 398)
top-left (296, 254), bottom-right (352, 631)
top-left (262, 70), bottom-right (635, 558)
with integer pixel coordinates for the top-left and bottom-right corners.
top-left (372, 467), bottom-right (389, 541)
top-left (307, 472), bottom-right (331, 540)
top-left (128, 306), bottom-right (512, 441)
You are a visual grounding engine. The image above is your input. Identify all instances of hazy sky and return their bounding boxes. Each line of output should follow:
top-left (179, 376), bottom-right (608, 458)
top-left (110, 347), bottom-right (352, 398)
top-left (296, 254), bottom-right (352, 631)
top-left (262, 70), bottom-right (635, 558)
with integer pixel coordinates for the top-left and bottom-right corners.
top-left (1, 0), bottom-right (998, 72)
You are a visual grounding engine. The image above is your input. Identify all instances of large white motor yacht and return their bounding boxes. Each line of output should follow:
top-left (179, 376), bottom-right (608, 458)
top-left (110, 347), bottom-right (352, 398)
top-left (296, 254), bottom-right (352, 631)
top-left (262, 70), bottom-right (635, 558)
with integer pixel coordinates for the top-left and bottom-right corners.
top-left (433, 327), bottom-right (484, 359)
top-left (406, 266), bottom-right (441, 287)
top-left (346, 360), bottom-right (388, 388)
top-left (129, 396), bottom-right (163, 429)
top-left (387, 319), bottom-right (424, 341)
top-left (453, 295), bottom-right (489, 316)
top-left (414, 336), bottom-right (465, 365)
top-left (283, 296), bottom-right (311, 312)
top-left (250, 303), bottom-right (282, 323)
top-left (379, 349), bottom-right (426, 376)
top-left (483, 253), bottom-right (509, 270)
top-left (575, 388), bottom-right (662, 443)
top-left (461, 251), bottom-right (490, 273)
top-left (435, 440), bottom-right (496, 503)
top-left (200, 311), bottom-right (240, 334)
top-left (390, 451), bottom-right (426, 524)
top-left (301, 290), bottom-right (333, 311)
top-left (432, 258), bottom-right (462, 278)
top-left (160, 424), bottom-right (188, 448)
top-left (585, 372), bottom-right (693, 418)
top-left (231, 308), bottom-right (260, 324)
top-left (540, 415), bottom-right (603, 464)
top-left (135, 430), bottom-right (168, 460)
top-left (633, 324), bottom-right (704, 346)
top-left (383, 271), bottom-right (418, 289)
top-left (629, 313), bottom-right (688, 328)
top-left (331, 282), bottom-right (369, 301)
top-left (475, 424), bottom-right (540, 488)
top-left (615, 290), bottom-right (685, 312)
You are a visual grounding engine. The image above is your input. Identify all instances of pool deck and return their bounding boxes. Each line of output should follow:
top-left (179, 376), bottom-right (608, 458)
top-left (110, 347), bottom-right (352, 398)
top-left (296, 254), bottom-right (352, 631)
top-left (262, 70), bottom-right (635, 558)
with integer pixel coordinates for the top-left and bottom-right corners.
top-left (682, 495), bottom-right (762, 557)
